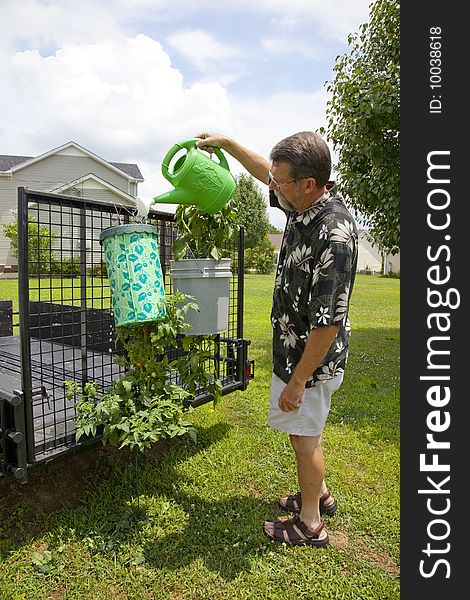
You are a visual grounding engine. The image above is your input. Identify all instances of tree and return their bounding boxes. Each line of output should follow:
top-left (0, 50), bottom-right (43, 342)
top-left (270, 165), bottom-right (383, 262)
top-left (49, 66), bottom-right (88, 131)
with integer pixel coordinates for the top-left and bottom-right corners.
top-left (322, 0), bottom-right (399, 252)
top-left (245, 236), bottom-right (276, 274)
top-left (3, 216), bottom-right (57, 274)
top-left (233, 173), bottom-right (270, 250)
top-left (268, 223), bottom-right (283, 234)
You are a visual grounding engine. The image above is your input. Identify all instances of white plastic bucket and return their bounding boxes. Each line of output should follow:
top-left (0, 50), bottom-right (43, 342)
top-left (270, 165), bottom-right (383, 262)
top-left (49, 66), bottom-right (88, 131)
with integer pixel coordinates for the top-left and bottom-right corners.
top-left (170, 258), bottom-right (231, 335)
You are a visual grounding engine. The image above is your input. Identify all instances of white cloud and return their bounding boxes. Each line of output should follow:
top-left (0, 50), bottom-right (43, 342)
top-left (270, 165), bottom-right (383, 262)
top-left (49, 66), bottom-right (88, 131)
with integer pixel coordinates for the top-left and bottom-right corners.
top-left (0, 29), bottom-right (333, 230)
top-left (271, 15), bottom-right (298, 33)
top-left (0, 35), bottom-right (231, 156)
top-left (228, 88), bottom-right (331, 229)
top-left (167, 30), bottom-right (242, 73)
top-left (243, 0), bottom-right (370, 41)
top-left (231, 88), bottom-right (329, 161)
top-left (1, 0), bottom-right (371, 56)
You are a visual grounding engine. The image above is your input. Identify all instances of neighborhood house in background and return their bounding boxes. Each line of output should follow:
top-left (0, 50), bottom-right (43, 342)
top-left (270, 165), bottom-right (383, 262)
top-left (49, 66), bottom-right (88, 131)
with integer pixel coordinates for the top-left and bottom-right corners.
top-left (0, 141), bottom-right (144, 272)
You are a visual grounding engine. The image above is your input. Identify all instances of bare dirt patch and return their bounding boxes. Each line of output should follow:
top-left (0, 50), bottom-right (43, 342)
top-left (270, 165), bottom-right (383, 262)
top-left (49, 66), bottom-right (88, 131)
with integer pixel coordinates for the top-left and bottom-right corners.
top-left (0, 440), bottom-right (169, 541)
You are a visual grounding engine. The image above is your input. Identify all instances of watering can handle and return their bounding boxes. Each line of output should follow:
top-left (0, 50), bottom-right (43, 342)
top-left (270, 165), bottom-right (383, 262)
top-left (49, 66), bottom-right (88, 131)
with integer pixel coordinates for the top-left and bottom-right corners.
top-left (161, 138), bottom-right (230, 182)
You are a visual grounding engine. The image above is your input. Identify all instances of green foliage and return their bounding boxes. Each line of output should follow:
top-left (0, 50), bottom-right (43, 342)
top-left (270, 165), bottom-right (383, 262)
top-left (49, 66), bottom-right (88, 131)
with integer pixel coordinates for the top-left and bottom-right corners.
top-left (88, 261), bottom-right (108, 277)
top-left (2, 218), bottom-right (105, 276)
top-left (67, 292), bottom-right (224, 452)
top-left (232, 173), bottom-right (276, 274)
top-left (31, 549), bottom-right (64, 576)
top-left (245, 235), bottom-right (276, 274)
top-left (3, 217), bottom-right (57, 274)
top-left (50, 256), bottom-right (81, 276)
top-left (322, 0), bottom-right (400, 252)
top-left (382, 270), bottom-right (400, 279)
top-left (232, 173), bottom-right (270, 250)
top-left (268, 223), bottom-right (283, 234)
top-left (172, 200), bottom-right (239, 261)
top-left (51, 258), bottom-right (105, 277)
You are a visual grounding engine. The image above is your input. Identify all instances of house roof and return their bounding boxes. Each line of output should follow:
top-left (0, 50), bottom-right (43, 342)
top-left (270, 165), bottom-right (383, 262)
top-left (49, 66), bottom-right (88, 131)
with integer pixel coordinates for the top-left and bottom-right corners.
top-left (0, 156), bottom-right (32, 171)
top-left (0, 141), bottom-right (143, 181)
top-left (106, 161), bottom-right (143, 180)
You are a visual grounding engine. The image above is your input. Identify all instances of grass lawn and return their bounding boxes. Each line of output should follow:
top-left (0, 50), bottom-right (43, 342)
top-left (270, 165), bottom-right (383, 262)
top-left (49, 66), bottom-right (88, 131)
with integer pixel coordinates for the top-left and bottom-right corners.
top-left (0, 273), bottom-right (400, 600)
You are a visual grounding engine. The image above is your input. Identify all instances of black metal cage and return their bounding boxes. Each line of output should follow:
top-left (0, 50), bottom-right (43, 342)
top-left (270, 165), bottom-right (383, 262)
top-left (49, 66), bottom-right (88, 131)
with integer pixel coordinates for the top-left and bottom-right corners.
top-left (0, 188), bottom-right (253, 483)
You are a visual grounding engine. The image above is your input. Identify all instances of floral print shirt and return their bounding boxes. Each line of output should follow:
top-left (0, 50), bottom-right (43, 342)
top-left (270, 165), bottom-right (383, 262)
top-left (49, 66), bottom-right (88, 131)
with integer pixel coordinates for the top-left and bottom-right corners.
top-left (271, 186), bottom-right (358, 387)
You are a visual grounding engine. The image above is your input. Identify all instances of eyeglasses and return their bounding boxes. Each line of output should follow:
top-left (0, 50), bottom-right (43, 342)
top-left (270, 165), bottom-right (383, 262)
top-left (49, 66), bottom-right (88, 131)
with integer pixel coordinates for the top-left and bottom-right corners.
top-left (268, 171), bottom-right (313, 190)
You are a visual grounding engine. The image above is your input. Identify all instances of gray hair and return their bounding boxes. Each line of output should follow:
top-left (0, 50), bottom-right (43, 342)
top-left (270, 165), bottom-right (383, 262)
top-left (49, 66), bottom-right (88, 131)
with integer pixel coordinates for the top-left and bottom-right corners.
top-left (270, 131), bottom-right (331, 187)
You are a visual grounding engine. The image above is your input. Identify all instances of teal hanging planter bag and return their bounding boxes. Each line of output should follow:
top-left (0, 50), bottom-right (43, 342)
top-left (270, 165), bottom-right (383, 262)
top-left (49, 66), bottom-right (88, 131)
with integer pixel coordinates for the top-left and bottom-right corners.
top-left (99, 224), bottom-right (167, 328)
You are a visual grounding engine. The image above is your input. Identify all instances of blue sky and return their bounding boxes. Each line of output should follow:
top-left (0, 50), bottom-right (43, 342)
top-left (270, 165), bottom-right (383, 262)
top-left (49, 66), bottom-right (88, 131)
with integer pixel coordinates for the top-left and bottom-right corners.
top-left (0, 0), bottom-right (373, 228)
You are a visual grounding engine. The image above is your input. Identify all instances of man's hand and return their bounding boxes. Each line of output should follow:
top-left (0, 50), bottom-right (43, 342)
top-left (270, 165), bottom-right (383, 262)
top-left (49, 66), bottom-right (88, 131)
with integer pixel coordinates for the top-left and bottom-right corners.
top-left (194, 131), bottom-right (270, 184)
top-left (195, 132), bottom-right (231, 154)
top-left (277, 325), bottom-right (340, 412)
top-left (278, 378), bottom-right (305, 412)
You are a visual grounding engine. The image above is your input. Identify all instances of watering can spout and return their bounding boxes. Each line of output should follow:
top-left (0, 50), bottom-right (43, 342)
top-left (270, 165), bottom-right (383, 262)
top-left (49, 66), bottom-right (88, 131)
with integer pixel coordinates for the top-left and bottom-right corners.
top-left (152, 188), bottom-right (194, 209)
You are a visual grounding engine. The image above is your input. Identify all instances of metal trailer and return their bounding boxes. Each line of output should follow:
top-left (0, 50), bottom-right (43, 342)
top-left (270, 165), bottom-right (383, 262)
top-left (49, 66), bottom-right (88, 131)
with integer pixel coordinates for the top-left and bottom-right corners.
top-left (0, 188), bottom-right (253, 483)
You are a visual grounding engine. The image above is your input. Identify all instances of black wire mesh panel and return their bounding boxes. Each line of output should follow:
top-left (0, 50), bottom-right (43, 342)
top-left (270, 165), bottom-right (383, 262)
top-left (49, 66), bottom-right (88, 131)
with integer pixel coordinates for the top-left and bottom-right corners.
top-left (3, 188), bottom-right (248, 471)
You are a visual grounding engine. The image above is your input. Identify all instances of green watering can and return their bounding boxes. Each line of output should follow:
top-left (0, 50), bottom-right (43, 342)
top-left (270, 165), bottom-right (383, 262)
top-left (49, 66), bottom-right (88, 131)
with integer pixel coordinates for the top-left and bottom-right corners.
top-left (152, 138), bottom-right (236, 214)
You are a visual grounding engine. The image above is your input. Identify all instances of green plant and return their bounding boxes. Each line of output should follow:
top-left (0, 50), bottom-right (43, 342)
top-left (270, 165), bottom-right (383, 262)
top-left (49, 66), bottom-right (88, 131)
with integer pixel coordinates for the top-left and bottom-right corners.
top-left (87, 260), bottom-right (108, 277)
top-left (50, 256), bottom-right (81, 276)
top-left (321, 0), bottom-right (400, 251)
top-left (382, 269), bottom-right (400, 279)
top-left (244, 236), bottom-right (276, 274)
top-left (31, 549), bottom-right (63, 576)
top-left (66, 292), bottom-right (223, 452)
top-left (232, 173), bottom-right (270, 250)
top-left (172, 200), bottom-right (239, 261)
top-left (3, 216), bottom-right (57, 274)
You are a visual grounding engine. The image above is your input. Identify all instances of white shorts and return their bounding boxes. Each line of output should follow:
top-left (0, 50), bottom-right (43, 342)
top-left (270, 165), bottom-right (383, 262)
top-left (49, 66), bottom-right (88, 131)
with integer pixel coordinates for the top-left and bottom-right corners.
top-left (268, 372), bottom-right (343, 437)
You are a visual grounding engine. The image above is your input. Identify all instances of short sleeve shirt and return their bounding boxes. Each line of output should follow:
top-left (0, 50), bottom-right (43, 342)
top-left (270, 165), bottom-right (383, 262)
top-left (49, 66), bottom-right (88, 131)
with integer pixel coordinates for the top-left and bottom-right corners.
top-left (271, 187), bottom-right (358, 387)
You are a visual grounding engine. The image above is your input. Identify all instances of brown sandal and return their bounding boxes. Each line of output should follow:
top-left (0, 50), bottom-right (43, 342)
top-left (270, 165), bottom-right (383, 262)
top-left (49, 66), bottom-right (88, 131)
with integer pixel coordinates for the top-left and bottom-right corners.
top-left (279, 491), bottom-right (337, 516)
top-left (264, 515), bottom-right (329, 547)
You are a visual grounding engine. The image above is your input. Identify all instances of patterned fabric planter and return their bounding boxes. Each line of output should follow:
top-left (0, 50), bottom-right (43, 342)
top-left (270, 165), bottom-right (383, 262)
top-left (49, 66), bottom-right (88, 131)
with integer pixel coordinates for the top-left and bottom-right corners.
top-left (99, 224), bottom-right (167, 327)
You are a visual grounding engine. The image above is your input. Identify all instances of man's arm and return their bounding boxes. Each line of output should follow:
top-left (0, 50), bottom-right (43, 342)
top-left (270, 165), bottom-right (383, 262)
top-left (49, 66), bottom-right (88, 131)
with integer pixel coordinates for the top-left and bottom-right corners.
top-left (278, 325), bottom-right (339, 412)
top-left (195, 132), bottom-right (271, 184)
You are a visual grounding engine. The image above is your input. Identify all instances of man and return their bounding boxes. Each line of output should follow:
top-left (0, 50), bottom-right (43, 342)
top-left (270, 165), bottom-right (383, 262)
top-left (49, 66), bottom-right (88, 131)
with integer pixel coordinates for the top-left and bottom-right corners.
top-left (196, 131), bottom-right (358, 547)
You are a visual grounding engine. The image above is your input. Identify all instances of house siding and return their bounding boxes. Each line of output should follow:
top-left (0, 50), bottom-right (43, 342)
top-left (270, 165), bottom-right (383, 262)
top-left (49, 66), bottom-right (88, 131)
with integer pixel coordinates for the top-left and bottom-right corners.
top-left (34, 206), bottom-right (121, 262)
top-left (17, 154), bottom-right (132, 193)
top-left (384, 252), bottom-right (400, 274)
top-left (61, 187), bottom-right (135, 208)
top-left (0, 153), bottom-right (138, 266)
top-left (357, 232), bottom-right (382, 273)
top-left (357, 231), bottom-right (401, 274)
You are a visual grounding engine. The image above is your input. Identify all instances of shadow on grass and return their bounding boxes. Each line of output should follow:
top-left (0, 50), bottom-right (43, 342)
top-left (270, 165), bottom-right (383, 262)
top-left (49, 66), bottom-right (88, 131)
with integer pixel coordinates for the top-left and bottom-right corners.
top-left (1, 419), bottom-right (278, 583)
top-left (0, 422), bottom-right (233, 549)
top-left (142, 491), bottom-right (273, 581)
